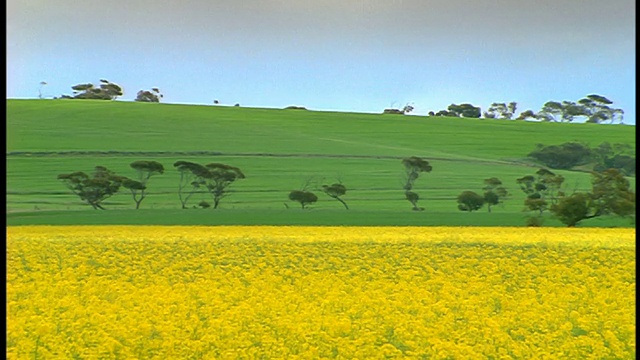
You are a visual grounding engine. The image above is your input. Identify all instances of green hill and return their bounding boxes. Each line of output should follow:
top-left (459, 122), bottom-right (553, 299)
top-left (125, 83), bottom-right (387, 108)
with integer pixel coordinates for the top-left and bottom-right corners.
top-left (6, 99), bottom-right (635, 226)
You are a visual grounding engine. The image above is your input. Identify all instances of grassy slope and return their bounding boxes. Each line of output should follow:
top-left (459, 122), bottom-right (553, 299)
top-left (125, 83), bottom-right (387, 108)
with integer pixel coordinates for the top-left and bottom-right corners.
top-left (6, 99), bottom-right (636, 226)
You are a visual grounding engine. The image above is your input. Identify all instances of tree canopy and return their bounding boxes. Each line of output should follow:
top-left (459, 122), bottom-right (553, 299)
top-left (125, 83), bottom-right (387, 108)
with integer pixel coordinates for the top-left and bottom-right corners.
top-left (66, 79), bottom-right (123, 100)
top-left (402, 156), bottom-right (432, 211)
top-left (550, 169), bottom-right (635, 226)
top-left (57, 166), bottom-right (124, 209)
top-left (135, 88), bottom-right (163, 103)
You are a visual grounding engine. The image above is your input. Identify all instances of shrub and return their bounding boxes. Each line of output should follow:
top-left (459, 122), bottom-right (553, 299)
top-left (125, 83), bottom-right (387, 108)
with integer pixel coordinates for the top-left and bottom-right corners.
top-left (527, 142), bottom-right (592, 169)
top-left (525, 216), bottom-right (544, 227)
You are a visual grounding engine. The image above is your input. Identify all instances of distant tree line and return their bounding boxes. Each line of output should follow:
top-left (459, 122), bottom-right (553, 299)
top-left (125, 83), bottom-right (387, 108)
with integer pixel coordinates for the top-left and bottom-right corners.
top-left (50, 80), bottom-right (624, 124)
top-left (426, 94), bottom-right (624, 124)
top-left (54, 79), bottom-right (163, 103)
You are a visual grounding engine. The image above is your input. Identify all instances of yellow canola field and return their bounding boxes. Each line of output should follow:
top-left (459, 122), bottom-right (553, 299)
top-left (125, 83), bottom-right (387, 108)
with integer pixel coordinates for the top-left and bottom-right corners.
top-left (6, 226), bottom-right (636, 359)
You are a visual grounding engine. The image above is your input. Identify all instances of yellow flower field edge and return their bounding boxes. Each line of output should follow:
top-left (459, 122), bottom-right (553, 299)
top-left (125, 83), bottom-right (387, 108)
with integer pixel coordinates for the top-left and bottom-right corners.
top-left (7, 226), bottom-right (636, 359)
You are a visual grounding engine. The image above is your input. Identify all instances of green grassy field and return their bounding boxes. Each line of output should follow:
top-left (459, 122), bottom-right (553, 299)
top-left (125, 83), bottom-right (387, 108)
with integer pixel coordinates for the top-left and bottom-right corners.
top-left (6, 99), bottom-right (636, 226)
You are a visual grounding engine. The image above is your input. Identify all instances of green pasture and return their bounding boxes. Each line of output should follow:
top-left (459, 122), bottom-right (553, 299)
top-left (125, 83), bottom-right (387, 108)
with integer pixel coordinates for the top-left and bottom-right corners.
top-left (6, 99), bottom-right (635, 226)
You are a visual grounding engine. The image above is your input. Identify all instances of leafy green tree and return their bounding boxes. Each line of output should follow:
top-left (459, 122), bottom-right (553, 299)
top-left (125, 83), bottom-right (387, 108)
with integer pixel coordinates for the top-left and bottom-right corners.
top-left (485, 102), bottom-right (516, 119)
top-left (68, 79), bottom-right (123, 100)
top-left (321, 183), bottom-right (348, 209)
top-left (288, 190), bottom-right (318, 209)
top-left (57, 166), bottom-right (124, 210)
top-left (135, 88), bottom-right (163, 102)
top-left (122, 161), bottom-right (164, 209)
top-left (457, 191), bottom-right (484, 212)
top-left (507, 102), bottom-right (517, 119)
top-left (550, 192), bottom-right (592, 227)
top-left (591, 142), bottom-right (635, 175)
top-left (38, 81), bottom-right (47, 99)
top-left (590, 169), bottom-right (635, 217)
top-left (578, 94), bottom-right (624, 124)
top-left (516, 110), bottom-right (537, 121)
top-left (200, 163), bottom-right (246, 209)
top-left (402, 156), bottom-right (433, 211)
top-left (447, 103), bottom-right (481, 118)
top-left (482, 177), bottom-right (509, 212)
top-left (537, 101), bottom-right (586, 122)
top-left (550, 169), bottom-right (635, 226)
top-left (173, 161), bottom-right (208, 209)
top-left (516, 168), bottom-right (565, 215)
top-left (405, 191), bottom-right (422, 211)
top-left (527, 142), bottom-right (592, 169)
top-left (433, 110), bottom-right (457, 117)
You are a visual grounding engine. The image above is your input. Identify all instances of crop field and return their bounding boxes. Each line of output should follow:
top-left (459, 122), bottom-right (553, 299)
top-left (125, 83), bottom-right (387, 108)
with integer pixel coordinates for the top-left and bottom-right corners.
top-left (6, 99), bottom-right (635, 227)
top-left (7, 226), bottom-right (636, 359)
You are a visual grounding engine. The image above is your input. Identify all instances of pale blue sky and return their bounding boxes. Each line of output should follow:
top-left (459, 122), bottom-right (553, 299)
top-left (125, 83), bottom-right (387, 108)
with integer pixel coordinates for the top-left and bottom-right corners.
top-left (7, 0), bottom-right (636, 124)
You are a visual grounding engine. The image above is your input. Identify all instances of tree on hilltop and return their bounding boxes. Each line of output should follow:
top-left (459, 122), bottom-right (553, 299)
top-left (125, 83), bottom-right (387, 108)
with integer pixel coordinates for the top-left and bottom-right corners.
top-left (135, 88), bottom-right (163, 102)
top-left (65, 79), bottom-right (123, 100)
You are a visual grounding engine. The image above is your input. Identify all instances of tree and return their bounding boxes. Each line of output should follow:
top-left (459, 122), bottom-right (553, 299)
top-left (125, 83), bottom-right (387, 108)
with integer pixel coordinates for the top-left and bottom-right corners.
top-left (321, 183), bottom-right (348, 209)
top-left (447, 103), bottom-right (481, 118)
top-left (516, 110), bottom-right (537, 121)
top-left (527, 142), bottom-right (592, 169)
top-left (57, 166), bottom-right (124, 210)
top-left (507, 102), bottom-right (517, 119)
top-left (550, 169), bottom-right (635, 226)
top-left (482, 177), bottom-right (509, 213)
top-left (433, 110), bottom-right (457, 117)
top-left (550, 192), bottom-right (592, 227)
top-left (122, 161), bottom-right (164, 209)
top-left (173, 161), bottom-right (208, 209)
top-left (402, 156), bottom-right (432, 211)
top-left (135, 88), bottom-right (163, 102)
top-left (537, 101), bottom-right (562, 122)
top-left (38, 81), bottom-right (47, 99)
top-left (578, 94), bottom-right (624, 124)
top-left (200, 163), bottom-right (246, 209)
top-left (591, 142), bottom-right (635, 176)
top-left (402, 103), bottom-right (415, 114)
top-left (288, 190), bottom-right (318, 209)
top-left (516, 168), bottom-right (565, 215)
top-left (121, 179), bottom-right (146, 209)
top-left (537, 101), bottom-right (586, 122)
top-left (457, 191), bottom-right (484, 212)
top-left (67, 79), bottom-right (123, 100)
top-left (485, 102), bottom-right (516, 120)
top-left (590, 169), bottom-right (635, 217)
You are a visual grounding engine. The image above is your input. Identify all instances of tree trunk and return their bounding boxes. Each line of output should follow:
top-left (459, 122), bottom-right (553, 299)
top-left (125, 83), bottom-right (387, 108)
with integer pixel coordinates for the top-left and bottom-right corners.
top-left (336, 197), bottom-right (349, 210)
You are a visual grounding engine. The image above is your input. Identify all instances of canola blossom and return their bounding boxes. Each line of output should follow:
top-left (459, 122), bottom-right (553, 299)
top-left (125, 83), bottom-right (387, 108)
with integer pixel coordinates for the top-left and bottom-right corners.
top-left (6, 226), bottom-right (636, 359)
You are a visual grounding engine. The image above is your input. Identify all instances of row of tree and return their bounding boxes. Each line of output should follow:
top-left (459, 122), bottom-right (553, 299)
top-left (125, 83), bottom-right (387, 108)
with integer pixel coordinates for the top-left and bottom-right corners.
top-left (57, 158), bottom-right (634, 226)
top-left (456, 167), bottom-right (635, 227)
top-left (53, 79), bottom-right (163, 102)
top-left (426, 94), bottom-right (625, 124)
top-left (49, 80), bottom-right (624, 124)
